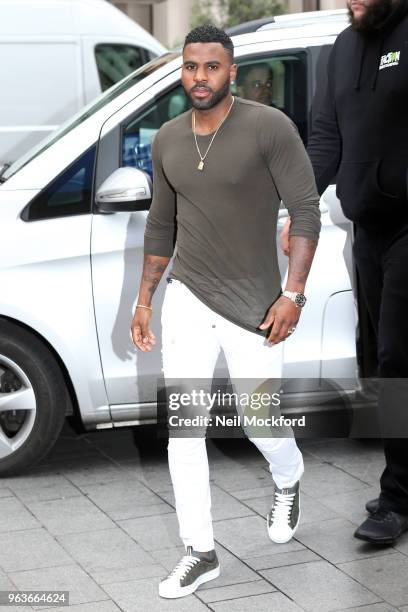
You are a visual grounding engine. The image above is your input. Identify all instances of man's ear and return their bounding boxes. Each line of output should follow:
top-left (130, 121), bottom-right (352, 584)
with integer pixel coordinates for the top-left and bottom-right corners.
top-left (230, 63), bottom-right (238, 84)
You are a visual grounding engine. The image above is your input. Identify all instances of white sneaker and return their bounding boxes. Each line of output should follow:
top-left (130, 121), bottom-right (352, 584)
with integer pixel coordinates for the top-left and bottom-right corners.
top-left (159, 546), bottom-right (220, 598)
top-left (267, 481), bottom-right (301, 544)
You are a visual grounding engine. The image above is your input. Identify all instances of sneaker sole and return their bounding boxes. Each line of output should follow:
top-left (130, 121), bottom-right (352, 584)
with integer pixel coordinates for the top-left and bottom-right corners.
top-left (354, 524), bottom-right (408, 546)
top-left (267, 509), bottom-right (301, 544)
top-left (353, 531), bottom-right (397, 545)
top-left (159, 565), bottom-right (220, 599)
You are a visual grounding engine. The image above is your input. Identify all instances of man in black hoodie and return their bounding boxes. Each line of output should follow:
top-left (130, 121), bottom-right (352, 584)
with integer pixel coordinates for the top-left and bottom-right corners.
top-left (283, 0), bottom-right (408, 544)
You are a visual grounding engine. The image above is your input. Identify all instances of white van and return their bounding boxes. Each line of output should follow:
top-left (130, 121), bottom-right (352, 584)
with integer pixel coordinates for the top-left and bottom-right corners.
top-left (0, 0), bottom-right (166, 166)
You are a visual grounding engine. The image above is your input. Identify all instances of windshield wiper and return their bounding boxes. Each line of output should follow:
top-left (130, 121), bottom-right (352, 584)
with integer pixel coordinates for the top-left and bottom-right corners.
top-left (0, 163), bottom-right (10, 183)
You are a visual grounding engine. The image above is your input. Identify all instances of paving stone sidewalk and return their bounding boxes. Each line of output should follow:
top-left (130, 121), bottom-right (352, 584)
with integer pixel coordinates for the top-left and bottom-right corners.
top-left (0, 423), bottom-right (407, 612)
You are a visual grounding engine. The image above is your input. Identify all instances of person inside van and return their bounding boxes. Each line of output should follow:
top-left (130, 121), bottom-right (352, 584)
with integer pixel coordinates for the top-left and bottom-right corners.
top-left (236, 62), bottom-right (304, 138)
top-left (236, 62), bottom-right (275, 106)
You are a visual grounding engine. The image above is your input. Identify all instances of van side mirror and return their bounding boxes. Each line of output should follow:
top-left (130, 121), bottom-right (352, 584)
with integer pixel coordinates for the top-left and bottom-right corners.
top-left (95, 167), bottom-right (152, 213)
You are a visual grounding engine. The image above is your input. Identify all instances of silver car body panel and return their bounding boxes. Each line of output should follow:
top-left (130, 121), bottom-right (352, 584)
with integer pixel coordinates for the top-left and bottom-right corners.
top-left (0, 191), bottom-right (110, 425)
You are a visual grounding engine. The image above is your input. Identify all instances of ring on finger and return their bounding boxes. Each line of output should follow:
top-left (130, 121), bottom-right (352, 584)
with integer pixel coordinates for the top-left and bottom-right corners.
top-left (287, 327), bottom-right (296, 335)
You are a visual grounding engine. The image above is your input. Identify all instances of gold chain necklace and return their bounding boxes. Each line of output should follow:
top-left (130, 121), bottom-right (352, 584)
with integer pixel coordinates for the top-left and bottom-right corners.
top-left (192, 96), bottom-right (235, 171)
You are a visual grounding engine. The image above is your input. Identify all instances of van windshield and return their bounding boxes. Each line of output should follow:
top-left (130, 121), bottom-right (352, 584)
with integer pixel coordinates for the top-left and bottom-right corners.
top-left (2, 52), bottom-right (180, 181)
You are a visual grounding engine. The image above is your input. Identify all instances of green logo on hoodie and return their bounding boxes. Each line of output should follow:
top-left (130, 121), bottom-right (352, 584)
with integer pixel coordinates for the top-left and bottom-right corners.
top-left (379, 50), bottom-right (401, 70)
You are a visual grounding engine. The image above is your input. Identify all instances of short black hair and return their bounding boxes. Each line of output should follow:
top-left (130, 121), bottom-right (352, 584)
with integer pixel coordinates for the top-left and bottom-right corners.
top-left (236, 62), bottom-right (274, 87)
top-left (183, 25), bottom-right (234, 61)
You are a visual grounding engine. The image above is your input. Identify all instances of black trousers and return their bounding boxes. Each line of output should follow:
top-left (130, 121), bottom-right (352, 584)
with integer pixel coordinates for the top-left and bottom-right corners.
top-left (353, 223), bottom-right (408, 513)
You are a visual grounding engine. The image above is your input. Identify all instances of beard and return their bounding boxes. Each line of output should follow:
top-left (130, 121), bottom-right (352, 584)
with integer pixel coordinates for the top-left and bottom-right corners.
top-left (348, 0), bottom-right (394, 32)
top-left (185, 75), bottom-right (231, 110)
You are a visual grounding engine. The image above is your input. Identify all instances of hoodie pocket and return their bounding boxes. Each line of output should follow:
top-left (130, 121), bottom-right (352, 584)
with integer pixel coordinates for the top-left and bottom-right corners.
top-left (336, 159), bottom-right (407, 226)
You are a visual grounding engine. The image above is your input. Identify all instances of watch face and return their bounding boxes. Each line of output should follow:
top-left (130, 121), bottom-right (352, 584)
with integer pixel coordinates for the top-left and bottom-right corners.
top-left (295, 293), bottom-right (307, 307)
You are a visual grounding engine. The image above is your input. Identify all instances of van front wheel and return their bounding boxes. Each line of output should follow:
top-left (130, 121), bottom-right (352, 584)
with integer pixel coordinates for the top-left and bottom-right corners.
top-left (0, 322), bottom-right (67, 477)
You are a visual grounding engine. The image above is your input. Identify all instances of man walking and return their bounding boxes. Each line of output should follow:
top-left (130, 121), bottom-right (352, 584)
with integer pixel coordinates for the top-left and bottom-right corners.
top-left (131, 25), bottom-right (320, 598)
top-left (283, 0), bottom-right (408, 544)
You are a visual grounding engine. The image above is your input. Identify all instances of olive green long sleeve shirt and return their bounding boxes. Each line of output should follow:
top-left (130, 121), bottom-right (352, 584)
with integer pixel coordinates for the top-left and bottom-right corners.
top-left (144, 96), bottom-right (320, 335)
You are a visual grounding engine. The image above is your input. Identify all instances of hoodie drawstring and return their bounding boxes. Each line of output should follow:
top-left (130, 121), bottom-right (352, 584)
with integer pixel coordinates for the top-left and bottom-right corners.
top-left (354, 36), bottom-right (366, 90)
top-left (371, 36), bottom-right (386, 90)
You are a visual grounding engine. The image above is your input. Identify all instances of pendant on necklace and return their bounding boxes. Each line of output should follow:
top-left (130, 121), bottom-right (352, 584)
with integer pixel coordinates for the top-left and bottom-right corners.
top-left (197, 160), bottom-right (204, 171)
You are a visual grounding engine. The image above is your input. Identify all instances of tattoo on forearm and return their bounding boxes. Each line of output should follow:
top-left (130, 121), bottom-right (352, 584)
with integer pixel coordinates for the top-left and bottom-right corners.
top-left (142, 255), bottom-right (169, 300)
top-left (287, 236), bottom-right (318, 287)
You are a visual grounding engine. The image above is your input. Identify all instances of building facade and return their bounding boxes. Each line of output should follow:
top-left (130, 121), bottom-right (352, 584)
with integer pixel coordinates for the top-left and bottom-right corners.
top-left (108, 0), bottom-right (345, 48)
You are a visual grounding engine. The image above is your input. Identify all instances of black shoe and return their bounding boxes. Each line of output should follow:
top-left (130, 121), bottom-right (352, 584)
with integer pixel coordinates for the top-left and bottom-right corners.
top-left (354, 508), bottom-right (408, 545)
top-left (365, 497), bottom-right (380, 514)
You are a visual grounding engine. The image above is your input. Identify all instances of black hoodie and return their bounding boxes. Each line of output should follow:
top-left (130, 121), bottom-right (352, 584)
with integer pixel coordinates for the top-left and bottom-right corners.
top-left (307, 0), bottom-right (408, 228)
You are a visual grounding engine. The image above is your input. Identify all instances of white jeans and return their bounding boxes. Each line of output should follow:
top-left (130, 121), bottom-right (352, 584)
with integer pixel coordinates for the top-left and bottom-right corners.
top-left (161, 279), bottom-right (304, 552)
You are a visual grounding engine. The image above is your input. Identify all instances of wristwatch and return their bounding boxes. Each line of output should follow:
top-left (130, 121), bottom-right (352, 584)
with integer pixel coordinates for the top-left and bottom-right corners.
top-left (282, 290), bottom-right (307, 308)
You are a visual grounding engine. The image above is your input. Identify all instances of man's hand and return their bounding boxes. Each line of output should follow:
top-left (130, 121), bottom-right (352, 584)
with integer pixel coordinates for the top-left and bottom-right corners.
top-left (131, 253), bottom-right (170, 352)
top-left (259, 296), bottom-right (301, 344)
top-left (280, 218), bottom-right (291, 256)
top-left (131, 308), bottom-right (156, 352)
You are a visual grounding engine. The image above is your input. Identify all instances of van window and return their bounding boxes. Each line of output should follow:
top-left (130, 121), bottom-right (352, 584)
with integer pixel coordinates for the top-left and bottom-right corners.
top-left (95, 44), bottom-right (149, 91)
top-left (122, 85), bottom-right (190, 178)
top-left (235, 51), bottom-right (308, 143)
top-left (22, 146), bottom-right (96, 221)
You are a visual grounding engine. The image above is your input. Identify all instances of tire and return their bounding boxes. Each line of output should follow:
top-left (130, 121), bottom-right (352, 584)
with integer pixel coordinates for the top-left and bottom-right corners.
top-left (0, 321), bottom-right (67, 477)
